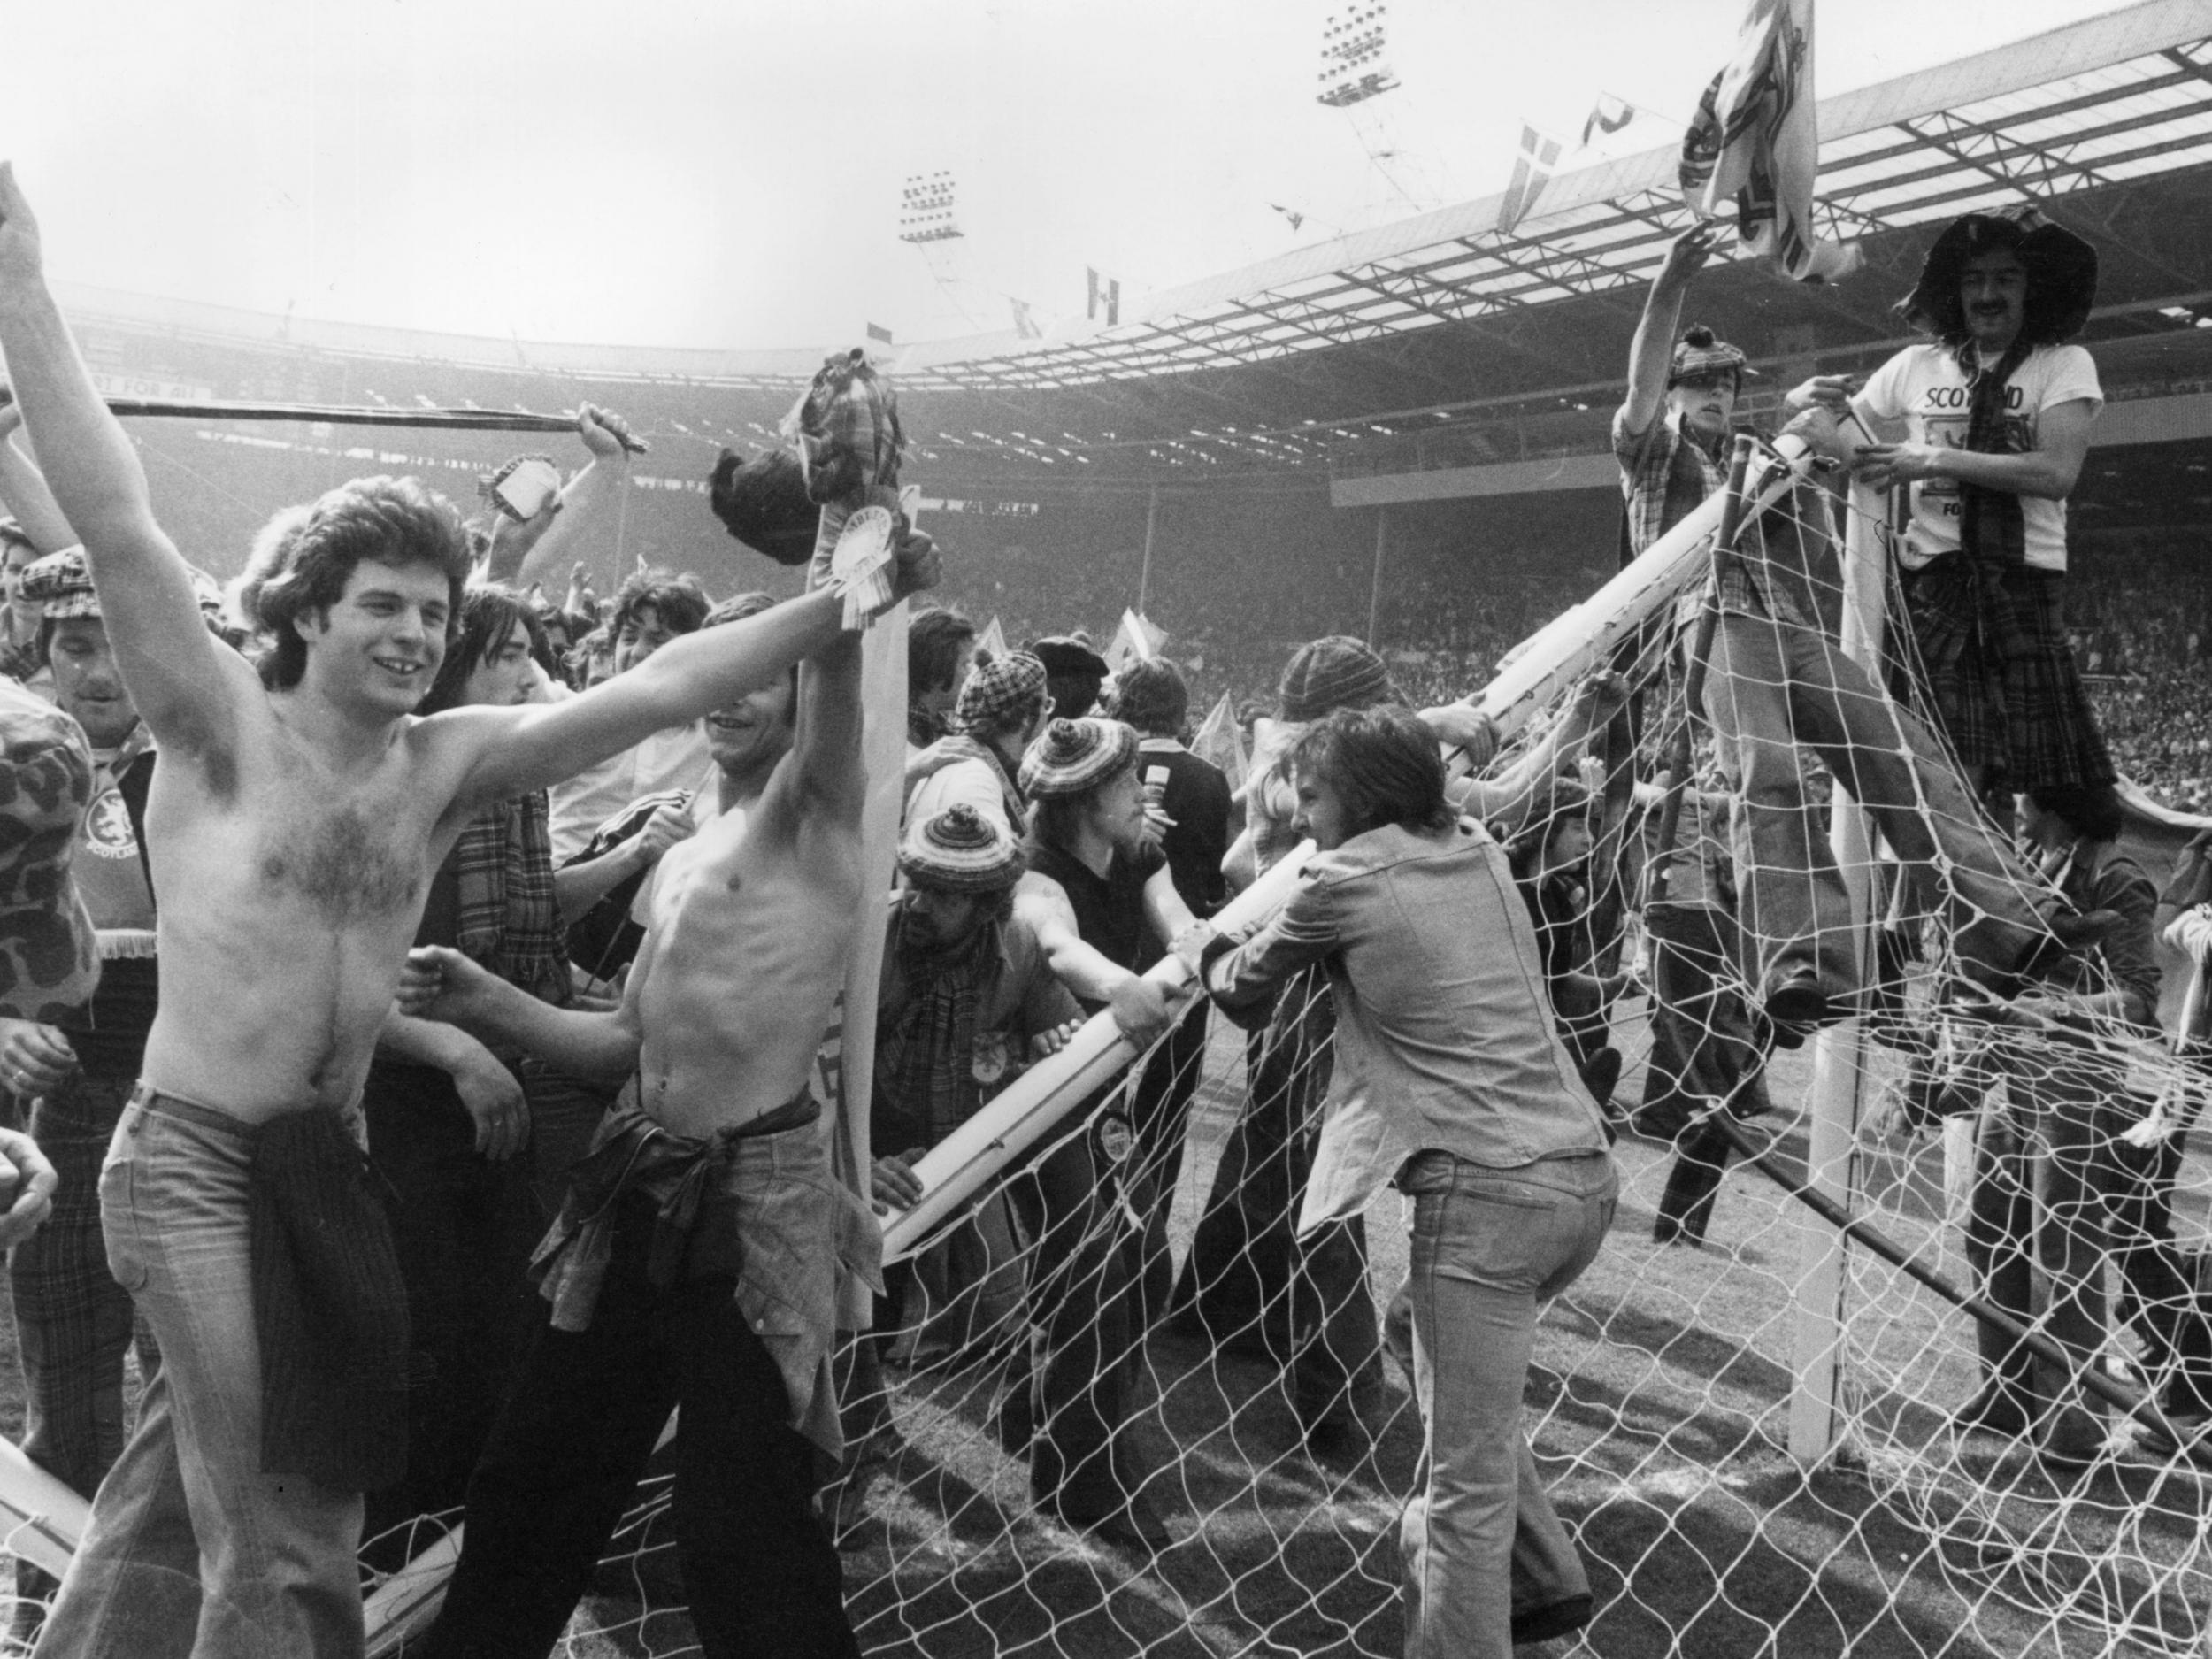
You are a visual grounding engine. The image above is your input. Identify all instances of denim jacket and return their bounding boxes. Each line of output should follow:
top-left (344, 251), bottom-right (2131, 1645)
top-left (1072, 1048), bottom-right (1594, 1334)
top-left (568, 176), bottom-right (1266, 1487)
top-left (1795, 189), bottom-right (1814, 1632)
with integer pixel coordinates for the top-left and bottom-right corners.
top-left (1205, 818), bottom-right (1609, 1233)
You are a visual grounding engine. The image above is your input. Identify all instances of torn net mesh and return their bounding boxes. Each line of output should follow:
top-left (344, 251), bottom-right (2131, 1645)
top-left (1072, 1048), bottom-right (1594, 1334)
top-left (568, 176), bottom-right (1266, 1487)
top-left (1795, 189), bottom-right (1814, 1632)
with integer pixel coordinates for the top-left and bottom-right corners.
top-left (15, 472), bottom-right (2212, 1659)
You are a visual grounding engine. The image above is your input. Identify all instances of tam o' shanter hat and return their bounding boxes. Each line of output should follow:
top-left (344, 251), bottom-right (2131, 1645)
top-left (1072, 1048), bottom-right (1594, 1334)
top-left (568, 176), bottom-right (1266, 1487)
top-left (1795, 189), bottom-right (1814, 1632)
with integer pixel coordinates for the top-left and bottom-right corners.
top-left (1019, 717), bottom-right (1140, 800)
top-left (899, 803), bottom-right (1027, 893)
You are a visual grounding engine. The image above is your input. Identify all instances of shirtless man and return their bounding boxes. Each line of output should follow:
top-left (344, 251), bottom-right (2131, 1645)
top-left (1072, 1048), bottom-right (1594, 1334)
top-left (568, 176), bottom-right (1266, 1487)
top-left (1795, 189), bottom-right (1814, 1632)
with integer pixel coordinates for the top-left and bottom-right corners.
top-left (0, 164), bottom-right (932, 1659)
top-left (396, 534), bottom-right (910, 1657)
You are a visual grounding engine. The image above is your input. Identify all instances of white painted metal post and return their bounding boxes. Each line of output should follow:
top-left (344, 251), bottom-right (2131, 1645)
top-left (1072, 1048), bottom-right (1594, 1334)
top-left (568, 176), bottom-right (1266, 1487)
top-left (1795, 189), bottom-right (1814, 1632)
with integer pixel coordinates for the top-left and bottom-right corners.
top-left (1366, 505), bottom-right (1388, 646)
top-left (1788, 482), bottom-right (1889, 1464)
top-left (1137, 484), bottom-right (1159, 619)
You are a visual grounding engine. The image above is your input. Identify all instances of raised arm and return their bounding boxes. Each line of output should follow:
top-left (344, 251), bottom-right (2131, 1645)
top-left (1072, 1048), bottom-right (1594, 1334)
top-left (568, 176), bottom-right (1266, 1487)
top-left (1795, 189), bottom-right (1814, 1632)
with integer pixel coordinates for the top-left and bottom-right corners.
top-left (1619, 226), bottom-right (1717, 439)
top-left (0, 399), bottom-right (77, 552)
top-left (0, 166), bottom-right (250, 750)
top-left (487, 405), bottom-right (637, 589)
top-left (442, 526), bottom-right (939, 810)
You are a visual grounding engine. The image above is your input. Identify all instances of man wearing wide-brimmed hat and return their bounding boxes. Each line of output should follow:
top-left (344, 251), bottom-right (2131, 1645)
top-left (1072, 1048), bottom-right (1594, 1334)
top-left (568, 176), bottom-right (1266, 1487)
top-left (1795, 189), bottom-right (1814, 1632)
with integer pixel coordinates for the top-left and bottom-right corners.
top-left (1793, 204), bottom-right (2109, 804)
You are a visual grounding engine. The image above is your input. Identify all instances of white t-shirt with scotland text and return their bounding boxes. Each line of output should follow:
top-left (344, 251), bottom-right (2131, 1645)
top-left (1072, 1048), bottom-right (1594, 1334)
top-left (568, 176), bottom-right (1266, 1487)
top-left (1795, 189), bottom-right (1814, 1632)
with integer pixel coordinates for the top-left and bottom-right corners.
top-left (1852, 342), bottom-right (2101, 573)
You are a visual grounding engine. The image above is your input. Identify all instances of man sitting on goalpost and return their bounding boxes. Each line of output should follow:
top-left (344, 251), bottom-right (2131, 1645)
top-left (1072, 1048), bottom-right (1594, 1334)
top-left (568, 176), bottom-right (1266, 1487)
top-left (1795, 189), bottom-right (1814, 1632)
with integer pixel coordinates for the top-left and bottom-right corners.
top-left (0, 160), bottom-right (935, 1659)
top-left (398, 511), bottom-right (937, 1659)
top-left (1619, 224), bottom-right (2110, 1043)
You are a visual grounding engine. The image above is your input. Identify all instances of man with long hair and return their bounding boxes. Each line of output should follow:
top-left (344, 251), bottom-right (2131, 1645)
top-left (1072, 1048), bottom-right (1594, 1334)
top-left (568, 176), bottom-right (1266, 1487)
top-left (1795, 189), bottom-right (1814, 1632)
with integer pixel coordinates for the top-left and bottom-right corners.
top-left (1793, 204), bottom-right (2109, 807)
top-left (0, 162), bottom-right (935, 1659)
top-left (1194, 704), bottom-right (1617, 1659)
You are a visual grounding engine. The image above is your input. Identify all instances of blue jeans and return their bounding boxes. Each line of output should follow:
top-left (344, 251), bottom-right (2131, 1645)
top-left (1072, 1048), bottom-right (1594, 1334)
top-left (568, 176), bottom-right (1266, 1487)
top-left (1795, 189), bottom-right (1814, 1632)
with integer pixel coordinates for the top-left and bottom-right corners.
top-left (34, 1093), bottom-right (365, 1659)
top-left (1385, 1149), bottom-right (1617, 1659)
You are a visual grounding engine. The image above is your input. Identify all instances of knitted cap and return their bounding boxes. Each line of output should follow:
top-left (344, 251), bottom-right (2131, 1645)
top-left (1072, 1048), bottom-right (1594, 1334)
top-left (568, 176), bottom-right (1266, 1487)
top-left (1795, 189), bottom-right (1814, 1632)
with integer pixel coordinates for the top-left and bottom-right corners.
top-left (1667, 326), bottom-right (1756, 387)
top-left (1019, 717), bottom-right (1139, 799)
top-left (18, 547), bottom-right (97, 621)
top-left (1277, 635), bottom-right (1396, 723)
top-left (898, 803), bottom-right (1026, 893)
top-left (956, 649), bottom-right (1048, 739)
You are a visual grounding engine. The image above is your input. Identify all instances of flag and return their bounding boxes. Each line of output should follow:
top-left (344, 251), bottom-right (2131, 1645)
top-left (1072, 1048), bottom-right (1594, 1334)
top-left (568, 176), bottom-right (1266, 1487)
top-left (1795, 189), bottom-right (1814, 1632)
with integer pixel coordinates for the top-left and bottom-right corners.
top-left (1579, 93), bottom-right (1636, 148)
top-left (1105, 609), bottom-right (1164, 672)
top-left (1009, 297), bottom-right (1041, 340)
top-left (976, 616), bottom-right (1010, 664)
top-left (1087, 266), bottom-right (1121, 326)
top-left (1190, 692), bottom-right (1248, 794)
top-left (1678, 0), bottom-right (1860, 283)
top-left (1271, 203), bottom-right (1306, 233)
top-left (865, 321), bottom-right (895, 345)
top-left (1497, 123), bottom-right (1563, 235)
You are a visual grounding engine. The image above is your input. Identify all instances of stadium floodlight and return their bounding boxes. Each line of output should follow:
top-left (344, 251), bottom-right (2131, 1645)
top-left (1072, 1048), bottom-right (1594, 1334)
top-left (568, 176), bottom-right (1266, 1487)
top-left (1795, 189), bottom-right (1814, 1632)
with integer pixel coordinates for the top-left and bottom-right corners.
top-left (1316, 3), bottom-right (1397, 108)
top-left (898, 171), bottom-right (963, 243)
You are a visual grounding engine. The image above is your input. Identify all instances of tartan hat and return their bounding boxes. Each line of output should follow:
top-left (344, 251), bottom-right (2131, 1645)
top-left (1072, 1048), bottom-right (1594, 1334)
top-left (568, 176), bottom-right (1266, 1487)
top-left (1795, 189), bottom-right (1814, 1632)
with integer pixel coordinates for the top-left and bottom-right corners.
top-left (899, 803), bottom-right (1026, 893)
top-left (1898, 203), bottom-right (2099, 347)
top-left (956, 649), bottom-right (1049, 739)
top-left (1278, 635), bottom-right (1397, 723)
top-left (18, 547), bottom-right (97, 620)
top-left (1668, 325), bottom-right (1756, 387)
top-left (1020, 717), bottom-right (1139, 799)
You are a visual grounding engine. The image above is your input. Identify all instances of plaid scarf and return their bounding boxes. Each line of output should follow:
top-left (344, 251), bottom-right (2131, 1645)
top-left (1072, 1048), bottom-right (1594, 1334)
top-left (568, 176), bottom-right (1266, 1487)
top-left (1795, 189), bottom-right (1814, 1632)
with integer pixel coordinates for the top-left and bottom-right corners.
top-left (453, 790), bottom-right (572, 1008)
top-left (881, 908), bottom-right (1007, 1145)
top-left (1916, 340), bottom-right (2039, 672)
top-left (1957, 339), bottom-right (2032, 570)
top-left (908, 703), bottom-right (949, 749)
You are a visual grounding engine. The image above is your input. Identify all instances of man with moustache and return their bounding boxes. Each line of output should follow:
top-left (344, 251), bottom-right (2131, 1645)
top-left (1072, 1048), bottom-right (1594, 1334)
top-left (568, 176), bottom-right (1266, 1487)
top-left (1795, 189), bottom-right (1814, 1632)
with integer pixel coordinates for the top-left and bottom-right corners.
top-left (1790, 205), bottom-right (2110, 809)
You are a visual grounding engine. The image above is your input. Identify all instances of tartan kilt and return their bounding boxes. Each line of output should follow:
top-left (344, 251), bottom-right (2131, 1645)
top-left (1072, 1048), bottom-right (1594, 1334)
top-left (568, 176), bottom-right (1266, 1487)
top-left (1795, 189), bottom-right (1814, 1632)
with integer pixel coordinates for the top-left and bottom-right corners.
top-left (1892, 560), bottom-right (2114, 794)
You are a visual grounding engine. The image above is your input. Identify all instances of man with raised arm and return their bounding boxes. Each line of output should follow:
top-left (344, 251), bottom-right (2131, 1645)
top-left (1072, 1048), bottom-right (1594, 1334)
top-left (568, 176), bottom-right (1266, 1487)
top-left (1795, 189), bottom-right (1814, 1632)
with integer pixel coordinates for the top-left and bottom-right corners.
top-left (396, 512), bottom-right (910, 1658)
top-left (0, 163), bottom-right (933, 1659)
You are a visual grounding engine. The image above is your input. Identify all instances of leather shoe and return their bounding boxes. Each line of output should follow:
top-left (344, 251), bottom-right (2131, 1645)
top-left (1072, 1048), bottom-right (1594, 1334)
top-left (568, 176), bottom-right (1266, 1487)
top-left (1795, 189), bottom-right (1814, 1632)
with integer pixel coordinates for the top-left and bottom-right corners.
top-left (1953, 1379), bottom-right (2034, 1438)
top-left (1763, 976), bottom-right (1831, 1029)
top-left (1511, 1593), bottom-right (1593, 1647)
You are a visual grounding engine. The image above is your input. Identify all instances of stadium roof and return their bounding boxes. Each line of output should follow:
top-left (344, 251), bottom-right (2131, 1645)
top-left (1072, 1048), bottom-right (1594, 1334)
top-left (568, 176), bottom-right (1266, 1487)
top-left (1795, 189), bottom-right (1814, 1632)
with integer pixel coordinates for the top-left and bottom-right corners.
top-left (901, 0), bottom-right (2212, 393)
top-left (54, 0), bottom-right (2212, 485)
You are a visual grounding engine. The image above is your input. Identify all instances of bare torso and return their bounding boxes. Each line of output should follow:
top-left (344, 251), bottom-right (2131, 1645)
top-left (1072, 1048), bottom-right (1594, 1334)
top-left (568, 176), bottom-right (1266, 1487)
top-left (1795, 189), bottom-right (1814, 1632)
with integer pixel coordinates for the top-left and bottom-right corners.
top-left (627, 791), bottom-right (862, 1141)
top-left (139, 705), bottom-right (472, 1123)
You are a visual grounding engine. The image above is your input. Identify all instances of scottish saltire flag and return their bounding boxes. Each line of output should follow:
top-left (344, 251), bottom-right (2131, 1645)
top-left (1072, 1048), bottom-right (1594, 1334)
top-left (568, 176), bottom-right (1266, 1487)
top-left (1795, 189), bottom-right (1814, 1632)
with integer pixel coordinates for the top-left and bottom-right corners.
top-left (1087, 267), bottom-right (1121, 325)
top-left (1580, 93), bottom-right (1635, 148)
top-left (1678, 0), bottom-right (1860, 282)
top-left (1106, 609), bottom-right (1164, 672)
top-left (1498, 123), bottom-right (1563, 234)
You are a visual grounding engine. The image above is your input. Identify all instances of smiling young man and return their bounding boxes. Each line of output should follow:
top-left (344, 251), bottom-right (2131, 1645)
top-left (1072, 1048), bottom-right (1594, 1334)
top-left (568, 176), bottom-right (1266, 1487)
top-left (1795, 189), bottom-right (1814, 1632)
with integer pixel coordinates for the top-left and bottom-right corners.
top-left (0, 162), bottom-right (934, 1659)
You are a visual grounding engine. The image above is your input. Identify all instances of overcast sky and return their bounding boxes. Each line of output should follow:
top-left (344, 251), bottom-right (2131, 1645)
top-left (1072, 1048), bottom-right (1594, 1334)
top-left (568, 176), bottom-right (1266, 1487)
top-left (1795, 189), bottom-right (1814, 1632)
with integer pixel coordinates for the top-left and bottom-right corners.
top-left (3, 0), bottom-right (2143, 349)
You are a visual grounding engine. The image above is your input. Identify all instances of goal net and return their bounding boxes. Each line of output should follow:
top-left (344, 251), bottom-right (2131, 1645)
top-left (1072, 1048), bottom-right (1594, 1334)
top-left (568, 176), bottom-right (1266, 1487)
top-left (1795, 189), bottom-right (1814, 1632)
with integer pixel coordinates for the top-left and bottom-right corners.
top-left (12, 443), bottom-right (2212, 1659)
